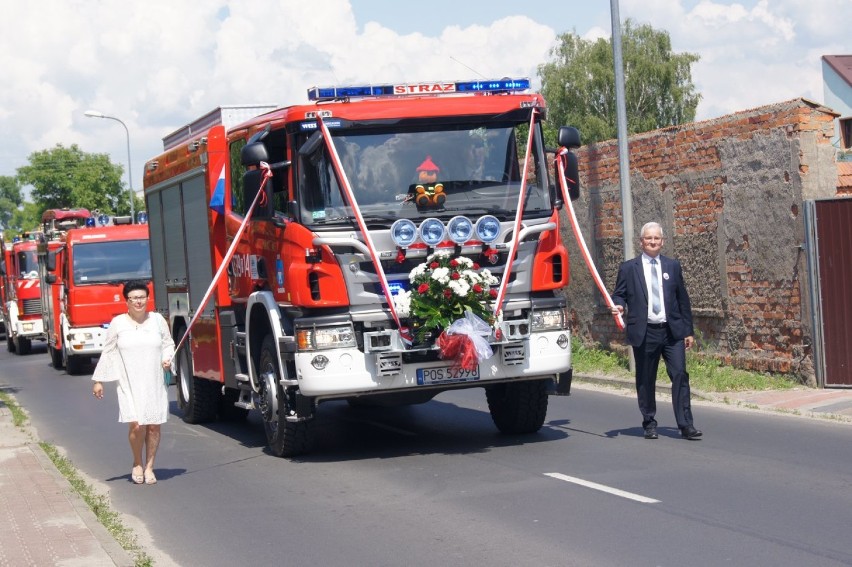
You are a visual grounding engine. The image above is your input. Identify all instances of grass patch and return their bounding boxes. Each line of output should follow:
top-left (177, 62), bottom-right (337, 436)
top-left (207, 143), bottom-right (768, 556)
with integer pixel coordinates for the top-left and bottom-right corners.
top-left (1, 389), bottom-right (153, 567)
top-left (0, 389), bottom-right (29, 427)
top-left (39, 443), bottom-right (154, 567)
top-left (572, 338), bottom-right (800, 392)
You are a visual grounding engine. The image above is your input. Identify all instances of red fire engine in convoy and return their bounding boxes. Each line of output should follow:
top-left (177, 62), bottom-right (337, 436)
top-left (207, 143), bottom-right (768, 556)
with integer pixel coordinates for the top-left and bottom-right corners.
top-left (0, 232), bottom-right (48, 354)
top-left (143, 80), bottom-right (582, 457)
top-left (0, 241), bottom-right (11, 338)
top-left (37, 209), bottom-right (153, 374)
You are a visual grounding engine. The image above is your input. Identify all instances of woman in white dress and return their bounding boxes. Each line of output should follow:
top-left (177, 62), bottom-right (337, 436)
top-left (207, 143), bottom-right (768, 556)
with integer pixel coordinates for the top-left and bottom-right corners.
top-left (92, 281), bottom-right (175, 485)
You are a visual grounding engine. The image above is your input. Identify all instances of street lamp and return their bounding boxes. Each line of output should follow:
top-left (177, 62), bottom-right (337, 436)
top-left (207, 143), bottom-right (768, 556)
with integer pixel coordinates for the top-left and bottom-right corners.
top-left (84, 110), bottom-right (135, 220)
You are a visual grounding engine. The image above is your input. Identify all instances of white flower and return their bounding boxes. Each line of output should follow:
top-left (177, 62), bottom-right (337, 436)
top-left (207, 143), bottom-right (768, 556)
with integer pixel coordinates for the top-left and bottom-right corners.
top-left (455, 257), bottom-right (474, 268)
top-left (393, 290), bottom-right (412, 317)
top-left (409, 263), bottom-right (427, 282)
top-left (448, 279), bottom-right (470, 297)
top-left (480, 269), bottom-right (498, 286)
top-left (431, 267), bottom-right (450, 285)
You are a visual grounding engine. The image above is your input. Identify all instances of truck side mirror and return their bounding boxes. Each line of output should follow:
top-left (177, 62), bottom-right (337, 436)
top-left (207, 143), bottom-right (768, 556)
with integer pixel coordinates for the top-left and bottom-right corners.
top-left (241, 141), bottom-right (269, 167)
top-left (557, 127), bottom-right (581, 201)
top-left (558, 126), bottom-right (581, 149)
top-left (243, 169), bottom-right (273, 219)
top-left (0, 260), bottom-right (5, 276)
top-left (46, 251), bottom-right (57, 272)
top-left (562, 150), bottom-right (581, 201)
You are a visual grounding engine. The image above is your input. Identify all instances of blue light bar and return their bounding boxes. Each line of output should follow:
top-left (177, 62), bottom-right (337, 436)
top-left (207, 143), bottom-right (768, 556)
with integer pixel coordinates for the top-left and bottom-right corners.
top-left (307, 78), bottom-right (531, 101)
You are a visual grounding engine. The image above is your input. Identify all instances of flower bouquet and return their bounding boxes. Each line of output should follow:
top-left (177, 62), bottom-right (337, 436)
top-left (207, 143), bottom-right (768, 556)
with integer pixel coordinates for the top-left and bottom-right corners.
top-left (394, 253), bottom-right (498, 369)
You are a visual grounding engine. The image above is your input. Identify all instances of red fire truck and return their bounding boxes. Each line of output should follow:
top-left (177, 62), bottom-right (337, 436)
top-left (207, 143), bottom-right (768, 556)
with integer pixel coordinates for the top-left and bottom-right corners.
top-left (37, 209), bottom-right (153, 374)
top-left (0, 241), bottom-right (10, 338)
top-left (0, 232), bottom-right (47, 354)
top-left (144, 80), bottom-right (581, 457)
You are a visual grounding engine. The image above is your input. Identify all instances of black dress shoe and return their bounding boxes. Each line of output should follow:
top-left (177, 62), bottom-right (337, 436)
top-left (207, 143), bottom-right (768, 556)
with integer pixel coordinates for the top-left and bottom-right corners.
top-left (644, 425), bottom-right (658, 439)
top-left (680, 426), bottom-right (703, 440)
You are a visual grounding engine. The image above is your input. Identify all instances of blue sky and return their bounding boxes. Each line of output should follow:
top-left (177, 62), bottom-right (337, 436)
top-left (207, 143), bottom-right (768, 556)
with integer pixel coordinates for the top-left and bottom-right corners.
top-left (0, 0), bottom-right (848, 186)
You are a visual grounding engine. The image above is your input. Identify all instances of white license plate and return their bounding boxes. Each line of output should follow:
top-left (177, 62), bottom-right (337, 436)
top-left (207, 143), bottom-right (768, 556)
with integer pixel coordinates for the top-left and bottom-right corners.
top-left (416, 365), bottom-right (480, 385)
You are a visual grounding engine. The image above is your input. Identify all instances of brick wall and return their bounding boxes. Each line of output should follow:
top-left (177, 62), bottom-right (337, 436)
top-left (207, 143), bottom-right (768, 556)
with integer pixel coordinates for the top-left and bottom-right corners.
top-left (561, 98), bottom-right (842, 384)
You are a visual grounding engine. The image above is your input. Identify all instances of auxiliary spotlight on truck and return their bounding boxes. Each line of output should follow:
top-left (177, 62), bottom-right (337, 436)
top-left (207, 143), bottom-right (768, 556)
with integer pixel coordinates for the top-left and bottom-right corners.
top-left (143, 79), bottom-right (582, 458)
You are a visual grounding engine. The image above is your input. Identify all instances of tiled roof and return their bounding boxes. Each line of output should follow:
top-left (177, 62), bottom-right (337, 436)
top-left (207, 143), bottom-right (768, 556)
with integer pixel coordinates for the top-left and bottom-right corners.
top-left (838, 161), bottom-right (852, 192)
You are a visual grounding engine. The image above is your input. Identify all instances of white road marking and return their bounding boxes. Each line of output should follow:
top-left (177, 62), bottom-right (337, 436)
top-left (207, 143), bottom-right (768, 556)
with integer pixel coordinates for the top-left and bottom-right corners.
top-left (544, 472), bottom-right (660, 504)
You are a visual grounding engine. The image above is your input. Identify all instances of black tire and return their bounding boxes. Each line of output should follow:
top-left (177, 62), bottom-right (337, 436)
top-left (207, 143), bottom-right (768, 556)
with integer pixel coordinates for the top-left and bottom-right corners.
top-left (257, 334), bottom-right (312, 457)
top-left (7, 334), bottom-right (16, 353)
top-left (485, 379), bottom-right (549, 434)
top-left (65, 354), bottom-right (86, 375)
top-left (16, 337), bottom-right (31, 355)
top-left (175, 331), bottom-right (218, 424)
top-left (50, 346), bottom-right (64, 369)
top-left (218, 387), bottom-right (249, 421)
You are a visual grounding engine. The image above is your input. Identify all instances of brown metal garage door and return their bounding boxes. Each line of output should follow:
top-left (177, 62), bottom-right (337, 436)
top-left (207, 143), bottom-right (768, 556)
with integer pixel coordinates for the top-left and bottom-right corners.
top-left (815, 199), bottom-right (852, 387)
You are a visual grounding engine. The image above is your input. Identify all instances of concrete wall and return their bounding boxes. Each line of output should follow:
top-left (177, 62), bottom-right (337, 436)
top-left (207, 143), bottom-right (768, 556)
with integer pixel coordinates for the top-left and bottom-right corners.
top-left (561, 98), bottom-right (841, 384)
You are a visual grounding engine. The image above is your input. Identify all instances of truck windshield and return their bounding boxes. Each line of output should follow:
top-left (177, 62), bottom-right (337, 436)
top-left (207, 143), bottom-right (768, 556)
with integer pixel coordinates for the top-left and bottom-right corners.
top-left (297, 121), bottom-right (551, 227)
top-left (72, 240), bottom-right (152, 285)
top-left (17, 250), bottom-right (38, 279)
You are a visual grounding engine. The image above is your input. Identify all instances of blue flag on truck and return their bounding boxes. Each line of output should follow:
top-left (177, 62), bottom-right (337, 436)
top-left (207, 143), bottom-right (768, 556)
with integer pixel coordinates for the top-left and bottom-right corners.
top-left (209, 164), bottom-right (226, 213)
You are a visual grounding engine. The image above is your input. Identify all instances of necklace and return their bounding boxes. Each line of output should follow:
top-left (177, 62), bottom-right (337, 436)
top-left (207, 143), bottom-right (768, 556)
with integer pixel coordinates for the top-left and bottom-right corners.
top-left (127, 313), bottom-right (148, 329)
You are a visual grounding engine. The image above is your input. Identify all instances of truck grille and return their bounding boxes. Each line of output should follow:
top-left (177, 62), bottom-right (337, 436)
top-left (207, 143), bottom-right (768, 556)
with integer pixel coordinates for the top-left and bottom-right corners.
top-left (22, 298), bottom-right (42, 316)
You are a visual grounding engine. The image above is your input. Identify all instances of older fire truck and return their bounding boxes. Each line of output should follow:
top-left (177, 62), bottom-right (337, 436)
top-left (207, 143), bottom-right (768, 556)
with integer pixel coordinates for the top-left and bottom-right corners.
top-left (0, 231), bottom-right (48, 354)
top-left (37, 209), bottom-right (153, 374)
top-left (143, 80), bottom-right (581, 457)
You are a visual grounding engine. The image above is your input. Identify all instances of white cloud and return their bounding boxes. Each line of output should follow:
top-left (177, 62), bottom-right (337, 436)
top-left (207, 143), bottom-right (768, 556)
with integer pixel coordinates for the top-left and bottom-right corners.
top-left (0, 0), bottom-right (847, 181)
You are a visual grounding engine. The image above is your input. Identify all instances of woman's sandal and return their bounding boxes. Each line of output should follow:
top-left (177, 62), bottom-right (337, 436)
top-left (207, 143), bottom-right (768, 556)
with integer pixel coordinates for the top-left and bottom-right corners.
top-left (131, 466), bottom-right (144, 484)
top-left (144, 470), bottom-right (157, 485)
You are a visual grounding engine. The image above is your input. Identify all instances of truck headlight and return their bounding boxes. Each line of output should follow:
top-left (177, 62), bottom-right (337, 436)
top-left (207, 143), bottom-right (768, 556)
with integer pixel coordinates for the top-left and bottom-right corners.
top-left (531, 308), bottom-right (569, 331)
top-left (68, 332), bottom-right (94, 345)
top-left (296, 325), bottom-right (356, 351)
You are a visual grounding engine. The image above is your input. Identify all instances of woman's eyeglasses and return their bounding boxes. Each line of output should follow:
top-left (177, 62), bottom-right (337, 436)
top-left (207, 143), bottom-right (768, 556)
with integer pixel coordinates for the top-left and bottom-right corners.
top-left (126, 296), bottom-right (148, 303)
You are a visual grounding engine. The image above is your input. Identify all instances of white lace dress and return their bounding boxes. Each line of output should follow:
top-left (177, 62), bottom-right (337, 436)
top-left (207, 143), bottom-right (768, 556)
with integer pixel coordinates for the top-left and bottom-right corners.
top-left (92, 312), bottom-right (175, 425)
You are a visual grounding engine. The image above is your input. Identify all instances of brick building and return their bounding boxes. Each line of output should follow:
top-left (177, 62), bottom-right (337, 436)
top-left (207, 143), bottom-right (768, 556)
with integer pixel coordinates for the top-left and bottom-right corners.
top-left (561, 98), bottom-right (847, 385)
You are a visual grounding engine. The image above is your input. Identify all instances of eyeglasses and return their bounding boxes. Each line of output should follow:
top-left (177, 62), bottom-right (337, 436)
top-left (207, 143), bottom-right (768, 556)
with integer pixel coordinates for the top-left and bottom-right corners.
top-left (126, 296), bottom-right (148, 303)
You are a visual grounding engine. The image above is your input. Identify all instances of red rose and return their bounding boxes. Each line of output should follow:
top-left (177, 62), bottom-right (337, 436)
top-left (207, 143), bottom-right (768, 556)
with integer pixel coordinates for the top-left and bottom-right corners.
top-left (450, 259), bottom-right (459, 267)
top-left (472, 263), bottom-right (480, 270)
top-left (473, 284), bottom-right (483, 293)
top-left (443, 289), bottom-right (452, 298)
top-left (418, 283), bottom-right (429, 294)
top-left (451, 272), bottom-right (460, 280)
top-left (489, 289), bottom-right (498, 298)
top-left (430, 262), bottom-right (439, 269)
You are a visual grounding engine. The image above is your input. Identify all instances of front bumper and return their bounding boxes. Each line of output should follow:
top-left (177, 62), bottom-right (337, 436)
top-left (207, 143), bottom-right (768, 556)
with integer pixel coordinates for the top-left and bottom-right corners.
top-left (293, 328), bottom-right (571, 399)
top-left (14, 319), bottom-right (44, 339)
top-left (64, 326), bottom-right (108, 356)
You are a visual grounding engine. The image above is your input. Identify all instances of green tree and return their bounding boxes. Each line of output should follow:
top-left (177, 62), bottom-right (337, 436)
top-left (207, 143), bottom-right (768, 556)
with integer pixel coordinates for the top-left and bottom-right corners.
top-left (539, 20), bottom-right (701, 145)
top-left (16, 144), bottom-right (132, 216)
top-left (0, 176), bottom-right (23, 231)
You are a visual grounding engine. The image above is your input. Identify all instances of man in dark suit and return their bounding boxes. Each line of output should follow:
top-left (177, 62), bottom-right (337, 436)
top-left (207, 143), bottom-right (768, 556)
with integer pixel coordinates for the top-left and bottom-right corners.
top-left (611, 222), bottom-right (702, 440)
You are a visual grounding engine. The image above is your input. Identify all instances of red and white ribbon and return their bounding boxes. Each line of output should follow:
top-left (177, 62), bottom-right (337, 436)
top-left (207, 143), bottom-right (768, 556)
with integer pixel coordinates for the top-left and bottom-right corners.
top-left (492, 108), bottom-right (538, 317)
top-left (556, 149), bottom-right (624, 330)
top-left (174, 162), bottom-right (273, 355)
top-left (315, 115), bottom-right (408, 337)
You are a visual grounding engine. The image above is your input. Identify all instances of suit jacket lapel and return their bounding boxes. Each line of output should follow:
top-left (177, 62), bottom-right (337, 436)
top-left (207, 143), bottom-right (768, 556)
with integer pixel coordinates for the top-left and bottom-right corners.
top-left (632, 257), bottom-right (648, 303)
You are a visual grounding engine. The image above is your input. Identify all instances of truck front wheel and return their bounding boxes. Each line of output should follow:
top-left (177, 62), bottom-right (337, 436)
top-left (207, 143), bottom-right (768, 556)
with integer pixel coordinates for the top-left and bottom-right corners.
top-left (6, 334), bottom-right (15, 353)
top-left (485, 378), bottom-right (549, 434)
top-left (15, 336), bottom-right (31, 355)
top-left (175, 328), bottom-right (218, 424)
top-left (64, 352), bottom-right (86, 375)
top-left (50, 346), bottom-right (64, 369)
top-left (257, 334), bottom-right (312, 457)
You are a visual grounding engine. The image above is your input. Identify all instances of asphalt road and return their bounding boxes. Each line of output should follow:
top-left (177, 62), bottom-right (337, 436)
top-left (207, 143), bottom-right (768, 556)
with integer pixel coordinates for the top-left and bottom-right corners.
top-left (3, 343), bottom-right (852, 567)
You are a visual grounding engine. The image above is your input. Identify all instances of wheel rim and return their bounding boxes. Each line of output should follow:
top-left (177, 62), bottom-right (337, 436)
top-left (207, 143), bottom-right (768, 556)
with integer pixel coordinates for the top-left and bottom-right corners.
top-left (179, 349), bottom-right (191, 403)
top-left (258, 364), bottom-right (279, 426)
